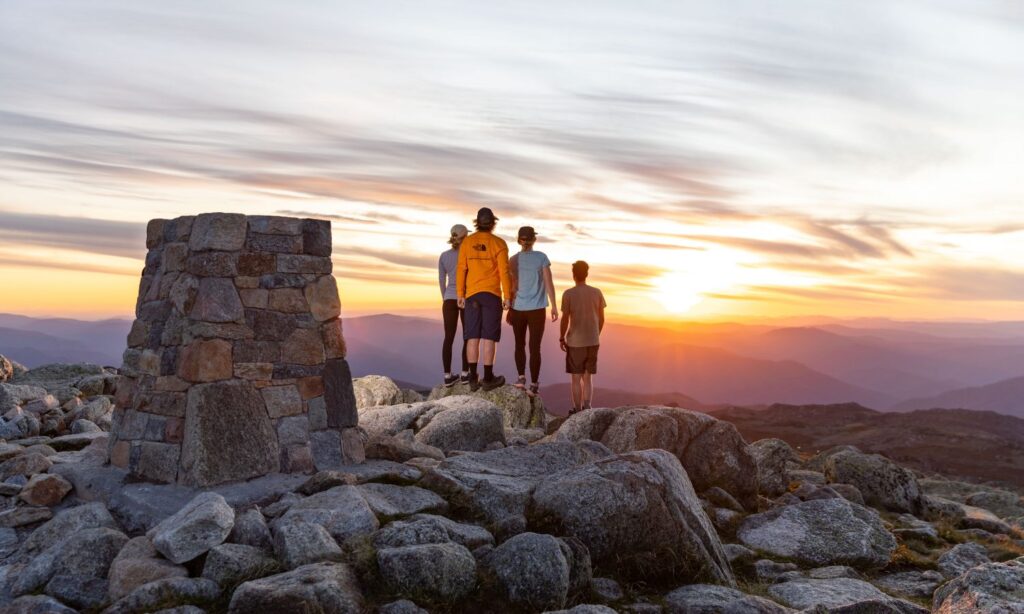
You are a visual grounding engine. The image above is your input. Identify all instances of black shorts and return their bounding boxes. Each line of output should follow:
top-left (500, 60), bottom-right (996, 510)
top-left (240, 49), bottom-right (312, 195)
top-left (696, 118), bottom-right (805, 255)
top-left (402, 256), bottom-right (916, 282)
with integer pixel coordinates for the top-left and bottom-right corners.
top-left (464, 292), bottom-right (503, 342)
top-left (566, 345), bottom-right (599, 374)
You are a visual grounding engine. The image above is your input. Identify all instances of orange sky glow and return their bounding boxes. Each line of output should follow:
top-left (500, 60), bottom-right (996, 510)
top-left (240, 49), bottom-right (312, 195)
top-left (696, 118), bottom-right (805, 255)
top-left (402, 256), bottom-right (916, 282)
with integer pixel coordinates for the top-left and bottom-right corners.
top-left (2, 1), bottom-right (1023, 322)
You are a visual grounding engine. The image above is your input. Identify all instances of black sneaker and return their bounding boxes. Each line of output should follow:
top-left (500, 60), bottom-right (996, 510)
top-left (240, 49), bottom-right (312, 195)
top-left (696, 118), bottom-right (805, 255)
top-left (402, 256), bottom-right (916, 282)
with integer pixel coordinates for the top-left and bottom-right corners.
top-left (481, 375), bottom-right (506, 391)
top-left (459, 373), bottom-right (471, 384)
top-left (582, 402), bottom-right (592, 411)
top-left (443, 375), bottom-right (459, 388)
top-left (468, 376), bottom-right (481, 392)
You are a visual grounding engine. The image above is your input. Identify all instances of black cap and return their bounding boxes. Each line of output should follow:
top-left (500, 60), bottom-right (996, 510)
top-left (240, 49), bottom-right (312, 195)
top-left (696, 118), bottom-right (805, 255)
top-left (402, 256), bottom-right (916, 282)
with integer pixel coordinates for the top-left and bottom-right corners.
top-left (476, 207), bottom-right (497, 223)
top-left (517, 226), bottom-right (537, 241)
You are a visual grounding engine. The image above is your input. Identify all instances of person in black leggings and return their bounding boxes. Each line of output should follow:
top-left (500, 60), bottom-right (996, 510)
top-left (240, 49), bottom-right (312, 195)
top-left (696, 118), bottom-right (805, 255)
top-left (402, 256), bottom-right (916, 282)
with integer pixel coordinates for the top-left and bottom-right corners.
top-left (439, 224), bottom-right (469, 386)
top-left (507, 226), bottom-right (558, 396)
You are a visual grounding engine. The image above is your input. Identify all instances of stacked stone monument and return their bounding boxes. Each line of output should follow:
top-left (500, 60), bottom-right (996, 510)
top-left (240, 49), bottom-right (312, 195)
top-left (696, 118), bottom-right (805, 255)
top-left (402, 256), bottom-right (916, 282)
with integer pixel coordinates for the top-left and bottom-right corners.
top-left (110, 213), bottom-right (360, 487)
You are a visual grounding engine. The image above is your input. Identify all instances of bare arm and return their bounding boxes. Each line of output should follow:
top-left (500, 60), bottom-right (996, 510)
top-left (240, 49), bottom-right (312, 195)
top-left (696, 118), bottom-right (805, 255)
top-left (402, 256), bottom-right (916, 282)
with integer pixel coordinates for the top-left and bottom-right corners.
top-left (559, 293), bottom-right (570, 350)
top-left (598, 291), bottom-right (606, 333)
top-left (543, 266), bottom-right (558, 320)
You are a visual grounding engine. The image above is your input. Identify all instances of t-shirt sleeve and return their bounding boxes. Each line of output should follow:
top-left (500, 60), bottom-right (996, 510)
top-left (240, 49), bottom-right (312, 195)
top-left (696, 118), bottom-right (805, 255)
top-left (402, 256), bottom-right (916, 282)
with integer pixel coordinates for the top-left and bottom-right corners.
top-left (599, 290), bottom-right (607, 309)
top-left (541, 253), bottom-right (551, 268)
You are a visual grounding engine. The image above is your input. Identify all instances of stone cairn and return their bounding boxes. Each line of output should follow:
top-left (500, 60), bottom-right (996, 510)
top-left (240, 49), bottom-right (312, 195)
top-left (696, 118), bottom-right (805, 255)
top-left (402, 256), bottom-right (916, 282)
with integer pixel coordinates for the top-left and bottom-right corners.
top-left (110, 213), bottom-right (361, 487)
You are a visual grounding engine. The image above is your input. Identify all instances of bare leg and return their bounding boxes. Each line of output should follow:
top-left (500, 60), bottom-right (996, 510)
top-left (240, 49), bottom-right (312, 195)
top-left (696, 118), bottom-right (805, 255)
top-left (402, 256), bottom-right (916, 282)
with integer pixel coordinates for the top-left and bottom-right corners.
top-left (466, 338), bottom-right (480, 365)
top-left (480, 339), bottom-right (497, 366)
top-left (570, 374), bottom-right (583, 412)
top-left (582, 372), bottom-right (593, 408)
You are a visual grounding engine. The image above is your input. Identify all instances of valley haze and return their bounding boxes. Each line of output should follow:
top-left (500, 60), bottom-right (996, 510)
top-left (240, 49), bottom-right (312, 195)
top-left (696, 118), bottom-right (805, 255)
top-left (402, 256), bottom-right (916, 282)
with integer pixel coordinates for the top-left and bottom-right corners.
top-left (4, 311), bottom-right (1024, 418)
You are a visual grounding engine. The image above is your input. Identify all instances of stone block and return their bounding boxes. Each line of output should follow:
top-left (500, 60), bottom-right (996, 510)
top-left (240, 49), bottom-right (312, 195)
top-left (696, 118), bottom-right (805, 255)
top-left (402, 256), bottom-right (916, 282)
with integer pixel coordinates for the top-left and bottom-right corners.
top-left (189, 212), bottom-right (247, 252)
top-left (277, 254), bottom-right (332, 275)
top-left (248, 233), bottom-right (302, 254)
top-left (273, 364), bottom-right (323, 379)
top-left (170, 274), bottom-right (199, 315)
top-left (178, 338), bottom-right (233, 383)
top-left (281, 328), bottom-right (325, 365)
top-left (139, 350), bottom-right (161, 376)
top-left (297, 377), bottom-right (324, 400)
top-left (310, 430), bottom-right (343, 471)
top-left (249, 216), bottom-right (302, 235)
top-left (235, 276), bottom-right (260, 289)
top-left (239, 289), bottom-right (269, 309)
top-left (278, 416), bottom-right (310, 447)
top-left (304, 275), bottom-right (341, 322)
top-left (147, 219), bottom-right (167, 248)
top-left (110, 440), bottom-right (131, 469)
top-left (163, 242), bottom-right (188, 273)
top-left (234, 340), bottom-right (281, 363)
top-left (302, 219), bottom-right (332, 256)
top-left (247, 309), bottom-right (302, 341)
top-left (144, 415), bottom-right (167, 441)
top-left (190, 277), bottom-right (244, 323)
top-left (163, 216), bottom-right (194, 242)
top-left (281, 445), bottom-right (315, 473)
top-left (180, 380), bottom-right (280, 486)
top-left (237, 252), bottom-right (277, 276)
top-left (119, 410), bottom-right (149, 439)
top-left (185, 322), bottom-right (255, 342)
top-left (308, 397), bottom-right (327, 431)
top-left (323, 359), bottom-right (357, 428)
top-left (268, 288), bottom-right (308, 313)
top-left (165, 417), bottom-right (184, 443)
top-left (127, 319), bottom-right (149, 347)
top-left (261, 385), bottom-right (303, 419)
top-left (154, 376), bottom-right (189, 392)
top-left (341, 428), bottom-right (366, 464)
top-left (235, 362), bottom-right (274, 381)
top-left (187, 252), bottom-right (239, 277)
top-left (259, 273), bottom-right (311, 289)
top-left (321, 319), bottom-right (346, 359)
top-left (135, 441), bottom-right (181, 483)
top-left (141, 392), bottom-right (186, 417)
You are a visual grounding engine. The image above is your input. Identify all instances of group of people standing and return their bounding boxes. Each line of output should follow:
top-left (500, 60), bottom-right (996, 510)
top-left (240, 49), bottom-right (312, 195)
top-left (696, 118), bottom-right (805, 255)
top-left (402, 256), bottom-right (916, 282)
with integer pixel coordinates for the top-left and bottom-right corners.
top-left (438, 207), bottom-right (606, 414)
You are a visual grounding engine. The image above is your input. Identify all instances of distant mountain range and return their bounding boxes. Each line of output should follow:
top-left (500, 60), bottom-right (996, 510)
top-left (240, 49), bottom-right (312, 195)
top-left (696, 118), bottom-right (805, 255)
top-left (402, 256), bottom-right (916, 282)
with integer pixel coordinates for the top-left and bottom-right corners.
top-left (711, 403), bottom-right (1024, 489)
top-left (4, 312), bottom-right (1024, 418)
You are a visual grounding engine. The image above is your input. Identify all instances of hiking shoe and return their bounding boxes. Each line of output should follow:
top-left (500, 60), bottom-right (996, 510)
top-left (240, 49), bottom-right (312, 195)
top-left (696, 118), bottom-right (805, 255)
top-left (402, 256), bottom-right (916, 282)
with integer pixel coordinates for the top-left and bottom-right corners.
top-left (481, 375), bottom-right (506, 391)
top-left (528, 383), bottom-right (540, 397)
top-left (443, 375), bottom-right (459, 388)
top-left (468, 376), bottom-right (481, 392)
top-left (514, 375), bottom-right (527, 390)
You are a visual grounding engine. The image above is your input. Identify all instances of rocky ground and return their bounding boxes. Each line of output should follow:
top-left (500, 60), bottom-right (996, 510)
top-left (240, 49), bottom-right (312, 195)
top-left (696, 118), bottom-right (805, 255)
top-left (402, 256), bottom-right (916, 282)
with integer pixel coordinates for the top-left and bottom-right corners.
top-left (1, 356), bottom-right (1023, 613)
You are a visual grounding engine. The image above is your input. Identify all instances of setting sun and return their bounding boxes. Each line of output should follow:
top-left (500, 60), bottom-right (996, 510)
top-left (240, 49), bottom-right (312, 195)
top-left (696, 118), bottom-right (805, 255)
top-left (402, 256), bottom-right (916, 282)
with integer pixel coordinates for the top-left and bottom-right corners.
top-left (653, 259), bottom-right (743, 314)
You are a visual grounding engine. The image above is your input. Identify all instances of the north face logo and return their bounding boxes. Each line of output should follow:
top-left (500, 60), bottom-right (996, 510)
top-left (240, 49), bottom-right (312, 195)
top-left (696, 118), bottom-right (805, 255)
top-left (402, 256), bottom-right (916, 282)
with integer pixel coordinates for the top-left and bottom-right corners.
top-left (472, 244), bottom-right (488, 252)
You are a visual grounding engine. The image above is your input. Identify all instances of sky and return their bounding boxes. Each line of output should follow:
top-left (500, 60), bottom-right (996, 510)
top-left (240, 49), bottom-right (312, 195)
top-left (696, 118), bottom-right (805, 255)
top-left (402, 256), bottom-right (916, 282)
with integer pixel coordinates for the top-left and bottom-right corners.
top-left (2, 0), bottom-right (1023, 321)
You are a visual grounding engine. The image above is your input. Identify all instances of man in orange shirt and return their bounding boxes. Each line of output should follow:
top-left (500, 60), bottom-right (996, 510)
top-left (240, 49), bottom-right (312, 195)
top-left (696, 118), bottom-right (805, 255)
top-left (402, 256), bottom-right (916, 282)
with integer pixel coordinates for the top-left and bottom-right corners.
top-left (457, 207), bottom-right (512, 391)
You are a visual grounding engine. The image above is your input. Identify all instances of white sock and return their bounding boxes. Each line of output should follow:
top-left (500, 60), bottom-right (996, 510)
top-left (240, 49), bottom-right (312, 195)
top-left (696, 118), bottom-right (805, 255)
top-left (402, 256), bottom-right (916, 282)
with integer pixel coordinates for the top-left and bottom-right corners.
top-left (444, 373), bottom-right (451, 378)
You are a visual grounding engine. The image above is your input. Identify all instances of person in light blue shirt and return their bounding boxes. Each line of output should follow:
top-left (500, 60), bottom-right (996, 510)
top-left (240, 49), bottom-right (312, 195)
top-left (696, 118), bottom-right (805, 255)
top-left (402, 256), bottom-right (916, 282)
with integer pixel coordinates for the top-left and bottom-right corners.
top-left (507, 226), bottom-right (558, 396)
top-left (438, 224), bottom-right (469, 387)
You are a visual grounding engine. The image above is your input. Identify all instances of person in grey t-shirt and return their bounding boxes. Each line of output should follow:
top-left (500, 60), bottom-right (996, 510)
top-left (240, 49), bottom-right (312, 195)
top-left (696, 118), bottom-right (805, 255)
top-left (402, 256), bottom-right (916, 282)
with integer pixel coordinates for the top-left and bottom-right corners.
top-left (439, 224), bottom-right (469, 387)
top-left (559, 260), bottom-right (606, 413)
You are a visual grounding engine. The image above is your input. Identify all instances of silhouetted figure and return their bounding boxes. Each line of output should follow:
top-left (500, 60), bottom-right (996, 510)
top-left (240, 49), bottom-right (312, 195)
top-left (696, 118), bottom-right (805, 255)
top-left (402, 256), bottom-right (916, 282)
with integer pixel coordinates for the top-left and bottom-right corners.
top-left (439, 224), bottom-right (470, 387)
top-left (560, 260), bottom-right (606, 413)
top-left (508, 226), bottom-right (558, 397)
top-left (457, 207), bottom-right (512, 391)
